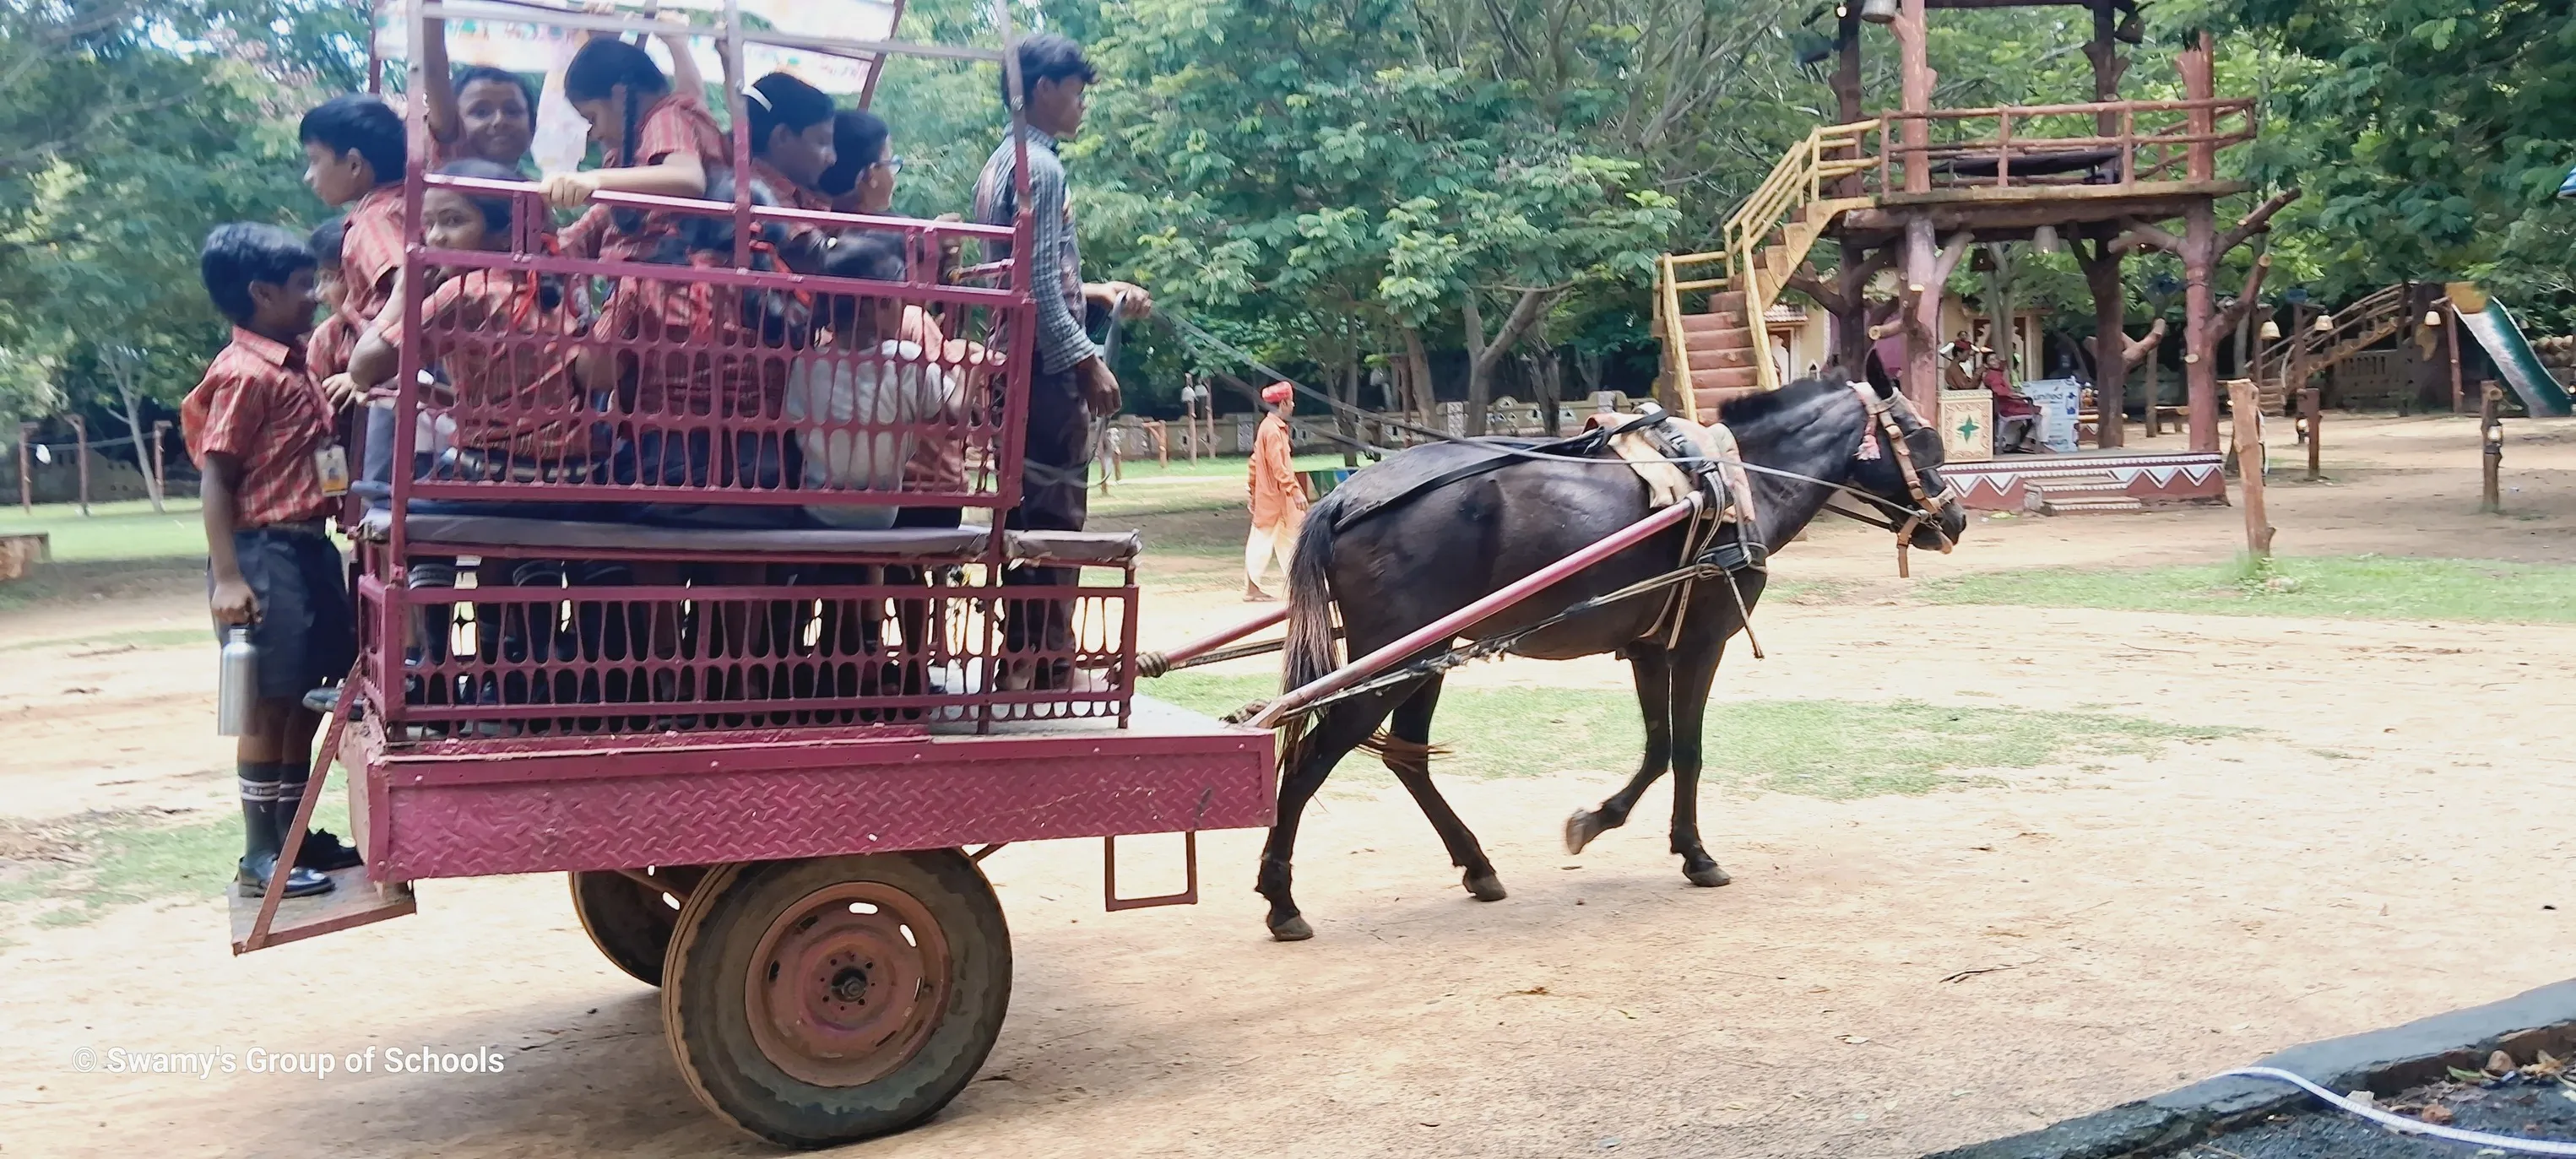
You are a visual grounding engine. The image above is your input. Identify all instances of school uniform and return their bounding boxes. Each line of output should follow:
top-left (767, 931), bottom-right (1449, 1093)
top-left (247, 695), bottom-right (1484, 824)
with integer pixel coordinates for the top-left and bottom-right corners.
top-left (593, 257), bottom-right (798, 524)
top-left (558, 93), bottom-right (727, 265)
top-left (379, 268), bottom-right (592, 475)
top-left (306, 309), bottom-right (359, 381)
top-left (891, 306), bottom-right (973, 529)
top-left (339, 184), bottom-right (408, 328)
top-left (180, 328), bottom-right (356, 701)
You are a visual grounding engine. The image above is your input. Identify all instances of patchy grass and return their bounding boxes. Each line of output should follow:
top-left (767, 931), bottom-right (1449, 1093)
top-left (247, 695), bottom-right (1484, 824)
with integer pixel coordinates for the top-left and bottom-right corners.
top-left (1919, 555), bottom-right (2576, 624)
top-left (1150, 674), bottom-right (2239, 799)
top-left (0, 499), bottom-right (207, 562)
top-left (1100, 452), bottom-right (1350, 482)
top-left (0, 797), bottom-right (354, 926)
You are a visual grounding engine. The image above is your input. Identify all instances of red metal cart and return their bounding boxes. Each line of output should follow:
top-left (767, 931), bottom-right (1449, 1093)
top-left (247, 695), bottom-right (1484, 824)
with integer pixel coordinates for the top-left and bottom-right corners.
top-left (231, 1), bottom-right (1274, 1145)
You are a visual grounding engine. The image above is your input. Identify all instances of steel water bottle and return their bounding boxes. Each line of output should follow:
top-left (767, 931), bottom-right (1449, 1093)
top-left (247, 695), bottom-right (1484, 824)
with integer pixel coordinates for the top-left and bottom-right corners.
top-left (216, 627), bottom-right (258, 735)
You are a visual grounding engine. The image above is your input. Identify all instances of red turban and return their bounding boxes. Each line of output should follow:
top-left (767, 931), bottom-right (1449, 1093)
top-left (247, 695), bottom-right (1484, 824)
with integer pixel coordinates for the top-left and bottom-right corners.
top-left (1261, 382), bottom-right (1294, 404)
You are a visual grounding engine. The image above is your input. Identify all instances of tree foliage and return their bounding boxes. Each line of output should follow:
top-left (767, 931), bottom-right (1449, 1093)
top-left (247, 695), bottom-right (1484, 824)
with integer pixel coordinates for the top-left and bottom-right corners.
top-left (0, 0), bottom-right (361, 428)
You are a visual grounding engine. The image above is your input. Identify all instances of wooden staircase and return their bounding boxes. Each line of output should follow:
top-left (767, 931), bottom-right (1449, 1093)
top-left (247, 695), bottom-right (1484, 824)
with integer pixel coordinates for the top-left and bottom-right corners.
top-left (2023, 471), bottom-right (2144, 515)
top-left (2254, 284), bottom-right (2410, 408)
top-left (1657, 121), bottom-right (1881, 421)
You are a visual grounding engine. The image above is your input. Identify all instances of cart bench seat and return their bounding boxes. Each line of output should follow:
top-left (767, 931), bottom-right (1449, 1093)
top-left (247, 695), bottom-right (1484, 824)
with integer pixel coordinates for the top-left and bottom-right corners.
top-left (355, 508), bottom-right (1143, 565)
top-left (336, 694), bottom-right (1274, 882)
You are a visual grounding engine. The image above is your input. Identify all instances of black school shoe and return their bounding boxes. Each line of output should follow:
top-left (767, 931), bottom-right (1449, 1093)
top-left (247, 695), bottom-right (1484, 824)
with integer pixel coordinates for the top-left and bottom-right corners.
top-left (238, 851), bottom-right (335, 899)
top-left (292, 829), bottom-right (366, 872)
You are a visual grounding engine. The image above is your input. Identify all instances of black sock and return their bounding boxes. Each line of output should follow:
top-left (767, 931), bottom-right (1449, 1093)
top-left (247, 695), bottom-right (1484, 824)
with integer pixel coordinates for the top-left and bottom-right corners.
top-left (268, 760), bottom-right (310, 841)
top-left (238, 761), bottom-right (280, 862)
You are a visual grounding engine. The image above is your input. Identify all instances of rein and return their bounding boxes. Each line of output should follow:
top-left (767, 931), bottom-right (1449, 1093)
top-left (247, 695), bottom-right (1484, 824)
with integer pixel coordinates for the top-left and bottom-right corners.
top-left (1157, 310), bottom-right (1950, 561)
top-left (1821, 386), bottom-right (1960, 578)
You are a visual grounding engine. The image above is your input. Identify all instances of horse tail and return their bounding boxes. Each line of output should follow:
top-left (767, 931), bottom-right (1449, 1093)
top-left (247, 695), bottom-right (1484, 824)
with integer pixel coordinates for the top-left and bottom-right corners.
top-left (1276, 493), bottom-right (1346, 762)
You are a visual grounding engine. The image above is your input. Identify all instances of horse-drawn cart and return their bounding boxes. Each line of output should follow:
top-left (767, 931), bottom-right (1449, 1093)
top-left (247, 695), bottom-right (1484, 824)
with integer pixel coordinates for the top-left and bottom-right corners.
top-left (231, 0), bottom-right (1272, 1145)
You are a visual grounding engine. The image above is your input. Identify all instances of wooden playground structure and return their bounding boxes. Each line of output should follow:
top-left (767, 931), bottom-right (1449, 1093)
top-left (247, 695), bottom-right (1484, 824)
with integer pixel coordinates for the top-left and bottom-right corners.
top-left (1654, 0), bottom-right (2293, 511)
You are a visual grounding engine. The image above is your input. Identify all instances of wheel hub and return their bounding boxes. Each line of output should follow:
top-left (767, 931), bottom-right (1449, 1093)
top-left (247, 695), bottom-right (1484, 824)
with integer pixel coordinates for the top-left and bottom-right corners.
top-left (746, 882), bottom-right (952, 1087)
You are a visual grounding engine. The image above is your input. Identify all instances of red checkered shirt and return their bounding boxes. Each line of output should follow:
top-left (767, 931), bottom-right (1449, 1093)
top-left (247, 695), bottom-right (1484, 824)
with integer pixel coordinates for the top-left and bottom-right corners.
top-left (559, 94), bottom-right (727, 265)
top-left (339, 184), bottom-right (408, 328)
top-left (305, 307), bottom-right (360, 380)
top-left (381, 270), bottom-right (588, 463)
top-left (181, 328), bottom-right (340, 528)
top-left (593, 254), bottom-right (782, 421)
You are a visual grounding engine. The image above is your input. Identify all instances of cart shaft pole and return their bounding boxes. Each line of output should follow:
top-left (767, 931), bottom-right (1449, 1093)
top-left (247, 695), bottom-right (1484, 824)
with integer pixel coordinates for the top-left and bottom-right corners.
top-left (1250, 497), bottom-right (1700, 729)
top-left (1155, 605), bottom-right (1292, 672)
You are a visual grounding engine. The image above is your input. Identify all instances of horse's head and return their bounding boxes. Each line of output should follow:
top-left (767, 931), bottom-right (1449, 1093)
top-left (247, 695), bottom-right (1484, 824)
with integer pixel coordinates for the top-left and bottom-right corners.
top-left (1841, 361), bottom-right (1968, 553)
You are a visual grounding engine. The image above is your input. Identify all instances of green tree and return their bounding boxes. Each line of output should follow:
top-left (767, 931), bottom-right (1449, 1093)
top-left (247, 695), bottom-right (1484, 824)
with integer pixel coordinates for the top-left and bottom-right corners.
top-left (0, 0), bottom-right (358, 477)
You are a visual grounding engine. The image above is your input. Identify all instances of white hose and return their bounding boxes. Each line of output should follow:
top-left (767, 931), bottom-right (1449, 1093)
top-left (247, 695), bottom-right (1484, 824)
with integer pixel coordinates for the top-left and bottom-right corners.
top-left (2223, 1065), bottom-right (2576, 1156)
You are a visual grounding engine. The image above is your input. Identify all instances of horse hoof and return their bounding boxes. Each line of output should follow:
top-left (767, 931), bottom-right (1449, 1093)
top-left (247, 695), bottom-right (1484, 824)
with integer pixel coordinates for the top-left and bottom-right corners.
top-left (1464, 872), bottom-right (1507, 902)
top-left (1565, 809), bottom-right (1606, 855)
top-left (1685, 864), bottom-right (1733, 888)
top-left (1269, 914), bottom-right (1315, 941)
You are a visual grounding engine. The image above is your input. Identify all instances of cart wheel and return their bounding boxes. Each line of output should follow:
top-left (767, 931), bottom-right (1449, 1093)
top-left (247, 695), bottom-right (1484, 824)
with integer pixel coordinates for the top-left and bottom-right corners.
top-left (662, 851), bottom-right (1011, 1148)
top-left (569, 868), bottom-right (696, 987)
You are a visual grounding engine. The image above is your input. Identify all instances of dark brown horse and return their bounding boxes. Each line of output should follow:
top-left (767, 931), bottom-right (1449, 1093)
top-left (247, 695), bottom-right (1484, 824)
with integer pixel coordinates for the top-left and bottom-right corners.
top-left (1261, 374), bottom-right (1966, 940)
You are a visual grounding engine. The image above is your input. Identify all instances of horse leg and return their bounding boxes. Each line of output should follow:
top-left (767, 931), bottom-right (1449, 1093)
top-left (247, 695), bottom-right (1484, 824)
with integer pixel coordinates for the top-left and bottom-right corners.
top-left (1379, 676), bottom-right (1504, 902)
top-left (1257, 688), bottom-right (1405, 942)
top-left (1668, 636), bottom-right (1732, 887)
top-left (1565, 645), bottom-right (1675, 855)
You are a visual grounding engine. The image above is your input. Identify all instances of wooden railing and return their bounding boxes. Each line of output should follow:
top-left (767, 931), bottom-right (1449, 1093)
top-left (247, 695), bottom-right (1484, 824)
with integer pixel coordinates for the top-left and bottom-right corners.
top-left (2257, 284), bottom-right (2411, 382)
top-left (1655, 250), bottom-right (1728, 417)
top-left (1712, 120), bottom-right (1881, 392)
top-left (1868, 98), bottom-right (2258, 194)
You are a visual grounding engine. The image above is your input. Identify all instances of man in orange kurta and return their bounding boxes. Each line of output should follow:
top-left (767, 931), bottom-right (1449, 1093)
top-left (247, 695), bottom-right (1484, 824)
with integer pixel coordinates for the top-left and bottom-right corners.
top-left (1244, 382), bottom-right (1308, 601)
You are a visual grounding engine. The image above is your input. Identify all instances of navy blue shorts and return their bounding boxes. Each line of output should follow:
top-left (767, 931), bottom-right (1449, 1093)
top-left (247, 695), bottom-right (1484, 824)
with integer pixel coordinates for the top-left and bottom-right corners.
top-left (214, 526), bottom-right (357, 702)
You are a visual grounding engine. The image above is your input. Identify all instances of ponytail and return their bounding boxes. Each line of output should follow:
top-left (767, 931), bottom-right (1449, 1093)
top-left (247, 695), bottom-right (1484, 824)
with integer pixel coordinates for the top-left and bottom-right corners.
top-left (564, 39), bottom-right (667, 235)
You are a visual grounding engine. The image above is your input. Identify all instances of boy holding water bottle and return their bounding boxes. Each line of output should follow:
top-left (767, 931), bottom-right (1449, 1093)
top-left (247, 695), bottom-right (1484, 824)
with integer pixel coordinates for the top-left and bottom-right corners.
top-left (183, 223), bottom-right (364, 901)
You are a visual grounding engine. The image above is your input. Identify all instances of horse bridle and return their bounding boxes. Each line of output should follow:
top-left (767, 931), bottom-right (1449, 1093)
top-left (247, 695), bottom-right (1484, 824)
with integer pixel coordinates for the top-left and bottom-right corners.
top-left (1827, 386), bottom-right (1960, 576)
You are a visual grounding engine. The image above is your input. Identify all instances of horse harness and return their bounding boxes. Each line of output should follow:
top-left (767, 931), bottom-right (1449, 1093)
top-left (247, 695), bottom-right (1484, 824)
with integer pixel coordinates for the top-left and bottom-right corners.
top-left (1825, 383), bottom-right (1960, 578)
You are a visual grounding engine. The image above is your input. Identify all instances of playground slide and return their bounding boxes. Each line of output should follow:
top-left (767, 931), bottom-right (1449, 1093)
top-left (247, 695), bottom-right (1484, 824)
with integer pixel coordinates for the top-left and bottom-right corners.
top-left (2448, 284), bottom-right (2575, 417)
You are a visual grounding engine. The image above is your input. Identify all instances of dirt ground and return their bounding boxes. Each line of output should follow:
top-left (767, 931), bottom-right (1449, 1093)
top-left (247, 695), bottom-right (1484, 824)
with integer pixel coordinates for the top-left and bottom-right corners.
top-left (7, 414), bottom-right (2576, 1158)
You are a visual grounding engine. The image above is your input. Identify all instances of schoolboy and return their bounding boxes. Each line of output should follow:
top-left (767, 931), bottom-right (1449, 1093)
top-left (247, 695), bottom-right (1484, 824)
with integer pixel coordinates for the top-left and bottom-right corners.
top-left (299, 94), bottom-right (409, 338)
top-left (183, 223), bottom-right (365, 899)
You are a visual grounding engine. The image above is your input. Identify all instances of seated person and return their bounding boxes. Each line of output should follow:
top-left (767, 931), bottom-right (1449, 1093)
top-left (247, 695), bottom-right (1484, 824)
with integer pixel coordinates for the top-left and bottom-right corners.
top-left (346, 160), bottom-right (594, 491)
top-left (419, 18), bottom-right (539, 171)
top-left (304, 218), bottom-right (355, 379)
top-left (547, 38), bottom-right (722, 264)
top-left (817, 109), bottom-right (893, 216)
top-left (783, 234), bottom-right (957, 530)
top-left (745, 72), bottom-right (838, 214)
top-left (1983, 353), bottom-right (2044, 454)
top-left (578, 171), bottom-right (805, 527)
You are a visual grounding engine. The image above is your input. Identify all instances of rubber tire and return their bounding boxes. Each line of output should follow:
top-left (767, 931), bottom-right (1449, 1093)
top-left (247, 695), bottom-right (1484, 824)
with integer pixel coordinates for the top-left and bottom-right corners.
top-left (662, 851), bottom-right (1012, 1148)
top-left (569, 869), bottom-right (685, 988)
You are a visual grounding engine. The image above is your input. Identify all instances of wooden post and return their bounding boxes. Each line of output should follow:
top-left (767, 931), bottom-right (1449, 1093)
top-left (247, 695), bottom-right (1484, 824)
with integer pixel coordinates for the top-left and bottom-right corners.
top-left (151, 420), bottom-right (171, 501)
top-left (70, 414), bottom-right (89, 517)
top-left (1904, 218), bottom-right (1942, 413)
top-left (2448, 302), bottom-right (2466, 414)
top-left (2183, 202), bottom-right (2220, 452)
top-left (1896, 0), bottom-right (1933, 194)
top-left (2084, 246), bottom-right (2128, 448)
top-left (1148, 420), bottom-right (1169, 468)
top-left (2181, 33), bottom-right (2216, 182)
top-left (2481, 383), bottom-right (2504, 514)
top-left (14, 422), bottom-right (30, 514)
top-left (2300, 386), bottom-right (2322, 481)
top-left (1832, 3), bottom-right (1866, 197)
top-left (2226, 378), bottom-right (2272, 556)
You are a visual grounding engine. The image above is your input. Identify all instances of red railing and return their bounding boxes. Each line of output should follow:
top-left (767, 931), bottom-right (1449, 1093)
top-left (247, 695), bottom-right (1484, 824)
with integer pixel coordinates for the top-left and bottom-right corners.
top-left (349, 0), bottom-right (1137, 739)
